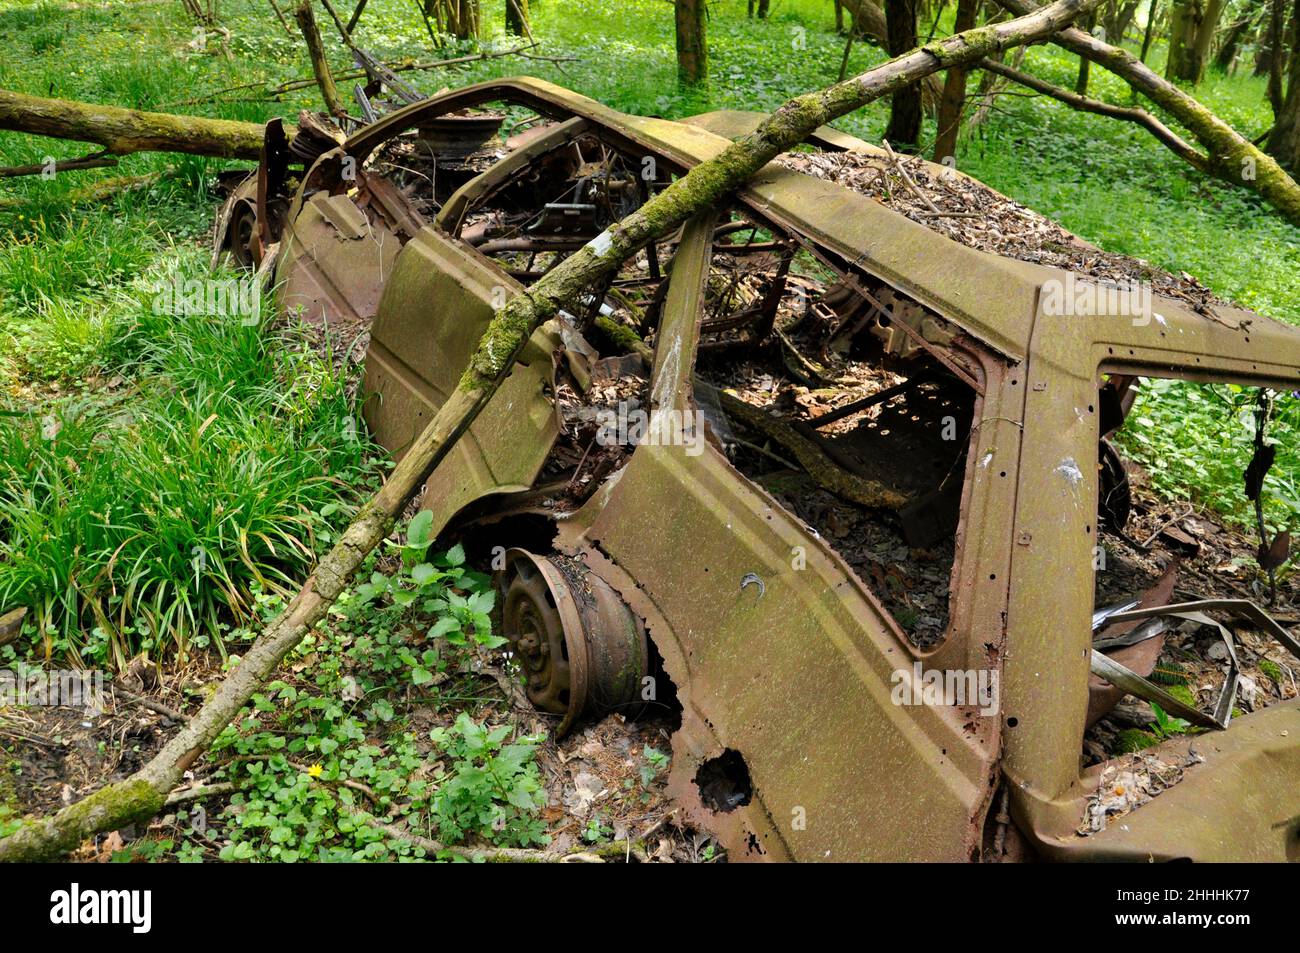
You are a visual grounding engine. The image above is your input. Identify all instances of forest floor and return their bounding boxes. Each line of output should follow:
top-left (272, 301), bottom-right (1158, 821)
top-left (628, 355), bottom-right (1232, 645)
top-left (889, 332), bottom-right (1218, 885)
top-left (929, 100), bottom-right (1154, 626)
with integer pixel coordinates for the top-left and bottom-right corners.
top-left (1, 0), bottom-right (1298, 861)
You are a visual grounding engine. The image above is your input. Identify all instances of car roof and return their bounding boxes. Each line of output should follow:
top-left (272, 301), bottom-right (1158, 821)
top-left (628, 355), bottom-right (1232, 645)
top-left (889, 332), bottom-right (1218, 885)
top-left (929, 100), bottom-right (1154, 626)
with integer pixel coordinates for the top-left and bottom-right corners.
top-left (345, 76), bottom-right (1300, 370)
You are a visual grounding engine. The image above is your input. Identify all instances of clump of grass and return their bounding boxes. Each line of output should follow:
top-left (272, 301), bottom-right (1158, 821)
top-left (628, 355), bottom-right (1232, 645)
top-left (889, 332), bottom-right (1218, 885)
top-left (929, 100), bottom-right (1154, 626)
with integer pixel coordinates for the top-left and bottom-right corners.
top-left (0, 211), bottom-right (160, 310)
top-left (0, 254), bottom-right (378, 668)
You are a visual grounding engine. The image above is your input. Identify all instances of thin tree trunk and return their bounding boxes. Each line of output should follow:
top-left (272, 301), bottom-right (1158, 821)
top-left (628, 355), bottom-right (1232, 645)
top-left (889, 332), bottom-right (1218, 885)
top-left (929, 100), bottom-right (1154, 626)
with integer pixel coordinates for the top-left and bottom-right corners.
top-left (268, 0), bottom-right (294, 34)
top-left (295, 0), bottom-right (347, 118)
top-left (0, 0), bottom-right (1135, 863)
top-left (675, 0), bottom-right (708, 85)
top-left (841, 0), bottom-right (946, 110)
top-left (505, 0), bottom-right (530, 36)
top-left (1077, 10), bottom-right (1096, 92)
top-left (1266, 0), bottom-right (1300, 167)
top-left (1264, 0), bottom-right (1287, 112)
top-left (0, 88), bottom-right (269, 160)
top-left (997, 0), bottom-right (1300, 223)
top-left (1140, 0), bottom-right (1160, 61)
top-left (758, 0), bottom-right (771, 17)
top-left (347, 0), bottom-right (370, 32)
top-left (933, 0), bottom-right (979, 161)
top-left (884, 0), bottom-right (923, 148)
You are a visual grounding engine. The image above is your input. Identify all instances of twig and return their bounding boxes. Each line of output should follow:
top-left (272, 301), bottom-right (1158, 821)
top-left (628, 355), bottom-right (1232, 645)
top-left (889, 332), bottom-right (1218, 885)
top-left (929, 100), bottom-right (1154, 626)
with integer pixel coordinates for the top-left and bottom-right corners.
top-left (112, 684), bottom-right (189, 723)
top-left (357, 809), bottom-right (644, 862)
top-left (0, 152), bottom-right (117, 178)
top-left (881, 139), bottom-right (942, 215)
top-left (164, 782), bottom-right (238, 806)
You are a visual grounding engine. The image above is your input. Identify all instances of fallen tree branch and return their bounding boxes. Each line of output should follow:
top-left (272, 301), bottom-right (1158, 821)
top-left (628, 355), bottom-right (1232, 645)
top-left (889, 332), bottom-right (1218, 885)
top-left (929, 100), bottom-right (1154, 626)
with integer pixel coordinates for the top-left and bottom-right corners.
top-left (718, 390), bottom-right (909, 509)
top-left (0, 89), bottom-right (271, 161)
top-left (0, 0), bottom-right (1104, 863)
top-left (996, 0), bottom-right (1300, 226)
top-left (112, 685), bottom-right (189, 723)
top-left (978, 58), bottom-right (1209, 171)
top-left (0, 151), bottom-right (117, 178)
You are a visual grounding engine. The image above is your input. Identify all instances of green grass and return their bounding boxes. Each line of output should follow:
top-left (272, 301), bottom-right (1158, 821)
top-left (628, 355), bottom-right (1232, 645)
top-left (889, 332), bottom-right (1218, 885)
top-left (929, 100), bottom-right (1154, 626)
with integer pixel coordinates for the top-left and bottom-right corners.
top-left (0, 251), bottom-right (378, 668)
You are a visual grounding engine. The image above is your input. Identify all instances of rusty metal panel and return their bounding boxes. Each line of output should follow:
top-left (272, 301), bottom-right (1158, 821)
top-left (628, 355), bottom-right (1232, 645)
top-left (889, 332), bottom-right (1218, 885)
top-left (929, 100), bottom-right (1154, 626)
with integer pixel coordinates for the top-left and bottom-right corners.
top-left (276, 191), bottom-right (400, 326)
top-left (1039, 699), bottom-right (1300, 861)
top-left (363, 229), bottom-right (559, 532)
top-left (561, 445), bottom-right (996, 861)
top-left (549, 213), bottom-right (996, 861)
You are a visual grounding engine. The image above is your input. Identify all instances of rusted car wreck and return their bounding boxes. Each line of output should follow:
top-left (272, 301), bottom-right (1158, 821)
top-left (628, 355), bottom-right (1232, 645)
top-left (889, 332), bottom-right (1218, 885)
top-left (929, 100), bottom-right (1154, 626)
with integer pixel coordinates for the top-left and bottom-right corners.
top-left (215, 77), bottom-right (1300, 862)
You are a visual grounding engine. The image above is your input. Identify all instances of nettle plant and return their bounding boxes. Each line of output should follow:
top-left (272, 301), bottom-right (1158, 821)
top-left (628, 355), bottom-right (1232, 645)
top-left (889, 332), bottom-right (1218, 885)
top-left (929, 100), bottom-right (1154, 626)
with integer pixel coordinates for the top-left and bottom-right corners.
top-left (428, 713), bottom-right (549, 848)
top-left (182, 516), bottom-right (548, 861)
top-left (353, 510), bottom-right (505, 658)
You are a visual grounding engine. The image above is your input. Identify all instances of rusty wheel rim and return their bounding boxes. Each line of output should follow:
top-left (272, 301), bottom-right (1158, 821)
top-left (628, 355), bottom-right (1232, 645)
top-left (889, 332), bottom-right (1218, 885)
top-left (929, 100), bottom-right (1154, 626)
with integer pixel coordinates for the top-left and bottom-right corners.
top-left (229, 199), bottom-right (259, 269)
top-left (501, 551), bottom-right (588, 735)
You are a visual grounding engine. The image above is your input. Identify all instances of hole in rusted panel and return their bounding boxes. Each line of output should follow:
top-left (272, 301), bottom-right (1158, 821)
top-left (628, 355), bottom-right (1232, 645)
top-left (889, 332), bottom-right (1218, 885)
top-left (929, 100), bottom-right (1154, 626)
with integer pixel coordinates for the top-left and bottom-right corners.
top-left (695, 749), bottom-right (753, 813)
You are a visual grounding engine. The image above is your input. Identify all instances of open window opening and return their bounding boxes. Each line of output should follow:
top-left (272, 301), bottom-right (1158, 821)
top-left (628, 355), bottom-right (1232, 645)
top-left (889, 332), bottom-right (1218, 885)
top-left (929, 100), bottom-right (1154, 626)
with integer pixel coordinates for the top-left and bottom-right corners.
top-left (1084, 376), bottom-right (1300, 769)
top-left (693, 229), bottom-right (979, 650)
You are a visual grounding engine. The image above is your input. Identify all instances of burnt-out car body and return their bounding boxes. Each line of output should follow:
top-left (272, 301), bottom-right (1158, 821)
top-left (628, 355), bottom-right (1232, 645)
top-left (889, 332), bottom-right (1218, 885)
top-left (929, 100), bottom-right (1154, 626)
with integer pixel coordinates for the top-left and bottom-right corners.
top-left (216, 77), bottom-right (1300, 862)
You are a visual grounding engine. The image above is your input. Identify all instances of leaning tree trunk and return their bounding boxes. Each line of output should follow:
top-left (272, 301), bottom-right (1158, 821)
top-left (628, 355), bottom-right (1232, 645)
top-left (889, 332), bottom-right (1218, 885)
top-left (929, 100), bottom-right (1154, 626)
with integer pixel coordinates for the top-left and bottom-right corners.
top-left (675, 0), bottom-right (708, 86)
top-left (1077, 10), bottom-right (1096, 92)
top-left (1266, 0), bottom-right (1300, 168)
top-left (932, 0), bottom-right (979, 162)
top-left (0, 88), bottom-right (269, 160)
top-left (883, 0), bottom-right (923, 148)
top-left (295, 0), bottom-right (347, 118)
top-left (998, 0), bottom-right (1300, 224)
top-left (0, 0), bottom-right (1109, 864)
top-left (505, 0), bottom-right (530, 36)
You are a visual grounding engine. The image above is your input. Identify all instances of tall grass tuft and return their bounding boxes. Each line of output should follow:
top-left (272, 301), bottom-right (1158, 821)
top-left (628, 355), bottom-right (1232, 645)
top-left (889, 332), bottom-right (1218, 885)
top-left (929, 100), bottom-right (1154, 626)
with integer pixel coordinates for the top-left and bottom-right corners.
top-left (0, 254), bottom-right (377, 668)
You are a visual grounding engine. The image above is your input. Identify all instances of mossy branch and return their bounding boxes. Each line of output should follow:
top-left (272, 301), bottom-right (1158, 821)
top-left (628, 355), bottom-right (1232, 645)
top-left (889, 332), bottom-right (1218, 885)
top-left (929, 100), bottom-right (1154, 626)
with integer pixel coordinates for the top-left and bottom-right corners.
top-left (0, 88), bottom-right (271, 161)
top-left (995, 0), bottom-right (1300, 226)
